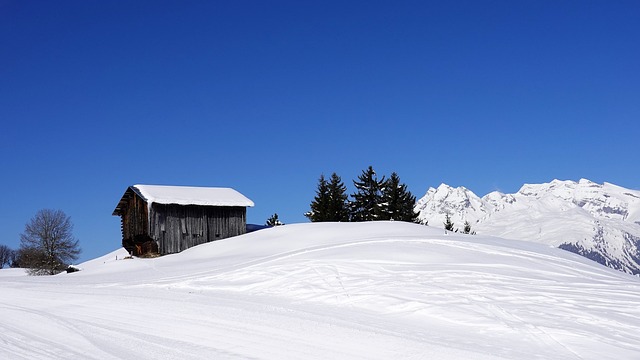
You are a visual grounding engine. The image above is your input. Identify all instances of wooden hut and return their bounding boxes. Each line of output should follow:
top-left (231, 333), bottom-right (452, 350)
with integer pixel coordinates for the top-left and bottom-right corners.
top-left (113, 185), bottom-right (254, 256)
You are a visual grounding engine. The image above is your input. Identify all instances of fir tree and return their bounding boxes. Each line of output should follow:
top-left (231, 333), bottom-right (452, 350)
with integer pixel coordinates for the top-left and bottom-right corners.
top-left (380, 172), bottom-right (419, 222)
top-left (462, 221), bottom-right (475, 235)
top-left (443, 214), bottom-right (455, 232)
top-left (305, 175), bottom-right (331, 222)
top-left (350, 166), bottom-right (385, 222)
top-left (266, 213), bottom-right (284, 226)
top-left (326, 173), bottom-right (350, 222)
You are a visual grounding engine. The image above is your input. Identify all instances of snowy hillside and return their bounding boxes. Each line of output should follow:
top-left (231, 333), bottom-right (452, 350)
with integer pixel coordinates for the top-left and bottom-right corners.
top-left (415, 179), bottom-right (640, 274)
top-left (2, 222), bottom-right (640, 359)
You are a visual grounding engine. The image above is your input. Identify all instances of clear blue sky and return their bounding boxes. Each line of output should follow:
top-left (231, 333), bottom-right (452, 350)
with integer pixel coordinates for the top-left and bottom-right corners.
top-left (1, 1), bottom-right (638, 262)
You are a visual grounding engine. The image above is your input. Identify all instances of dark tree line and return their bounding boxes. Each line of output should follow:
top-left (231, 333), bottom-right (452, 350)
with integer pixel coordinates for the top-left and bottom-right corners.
top-left (306, 166), bottom-right (419, 223)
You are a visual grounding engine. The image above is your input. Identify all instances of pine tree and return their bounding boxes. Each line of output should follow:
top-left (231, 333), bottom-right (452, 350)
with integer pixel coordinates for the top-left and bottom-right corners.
top-left (380, 172), bottom-right (419, 222)
top-left (350, 166), bottom-right (385, 222)
top-left (462, 221), bottom-right (475, 235)
top-left (326, 173), bottom-right (350, 222)
top-left (443, 214), bottom-right (455, 232)
top-left (306, 173), bottom-right (350, 222)
top-left (305, 175), bottom-right (331, 222)
top-left (266, 213), bottom-right (284, 226)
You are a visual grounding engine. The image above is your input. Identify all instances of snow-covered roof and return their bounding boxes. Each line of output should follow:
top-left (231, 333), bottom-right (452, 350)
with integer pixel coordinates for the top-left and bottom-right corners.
top-left (131, 184), bottom-right (254, 207)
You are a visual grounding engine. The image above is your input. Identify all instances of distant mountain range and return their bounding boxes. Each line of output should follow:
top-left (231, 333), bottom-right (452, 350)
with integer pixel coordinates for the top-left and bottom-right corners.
top-left (415, 179), bottom-right (640, 275)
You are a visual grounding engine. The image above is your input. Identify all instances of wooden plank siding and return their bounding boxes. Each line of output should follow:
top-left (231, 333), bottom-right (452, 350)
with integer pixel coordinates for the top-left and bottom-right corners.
top-left (118, 190), bottom-right (150, 251)
top-left (114, 185), bottom-right (251, 256)
top-left (149, 204), bottom-right (247, 255)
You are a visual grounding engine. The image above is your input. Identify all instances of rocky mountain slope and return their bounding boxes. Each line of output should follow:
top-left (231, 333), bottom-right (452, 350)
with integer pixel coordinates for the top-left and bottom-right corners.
top-left (415, 179), bottom-right (640, 275)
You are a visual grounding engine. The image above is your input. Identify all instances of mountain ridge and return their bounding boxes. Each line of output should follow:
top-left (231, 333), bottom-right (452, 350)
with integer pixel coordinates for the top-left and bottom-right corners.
top-left (415, 179), bottom-right (640, 275)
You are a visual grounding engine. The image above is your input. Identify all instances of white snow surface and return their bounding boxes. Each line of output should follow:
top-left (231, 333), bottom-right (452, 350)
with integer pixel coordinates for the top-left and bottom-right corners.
top-left (133, 184), bottom-right (254, 207)
top-left (2, 222), bottom-right (640, 359)
top-left (415, 179), bottom-right (640, 274)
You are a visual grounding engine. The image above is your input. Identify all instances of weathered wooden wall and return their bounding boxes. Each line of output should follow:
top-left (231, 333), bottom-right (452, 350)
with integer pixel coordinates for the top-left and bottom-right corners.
top-left (149, 204), bottom-right (247, 254)
top-left (118, 190), bottom-right (150, 254)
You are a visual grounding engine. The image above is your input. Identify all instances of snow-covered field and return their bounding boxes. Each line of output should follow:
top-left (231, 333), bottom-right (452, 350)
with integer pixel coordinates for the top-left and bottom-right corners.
top-left (2, 222), bottom-right (640, 359)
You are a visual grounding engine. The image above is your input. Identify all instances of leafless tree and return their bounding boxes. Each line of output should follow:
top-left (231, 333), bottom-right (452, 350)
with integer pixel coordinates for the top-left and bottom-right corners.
top-left (19, 209), bottom-right (81, 275)
top-left (0, 244), bottom-right (14, 269)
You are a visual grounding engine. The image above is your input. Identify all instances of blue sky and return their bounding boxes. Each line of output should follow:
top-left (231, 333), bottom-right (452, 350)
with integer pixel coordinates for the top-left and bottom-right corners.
top-left (1, 1), bottom-right (639, 262)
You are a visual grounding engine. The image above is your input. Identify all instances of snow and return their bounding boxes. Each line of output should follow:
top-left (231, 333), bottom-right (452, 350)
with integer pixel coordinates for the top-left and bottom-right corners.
top-left (2, 221), bottom-right (640, 359)
top-left (132, 184), bottom-right (254, 207)
top-left (415, 179), bottom-right (640, 275)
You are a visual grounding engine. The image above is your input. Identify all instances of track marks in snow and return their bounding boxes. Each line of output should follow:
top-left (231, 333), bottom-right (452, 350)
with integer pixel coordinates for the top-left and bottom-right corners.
top-left (4, 223), bottom-right (640, 359)
top-left (184, 238), bottom-right (640, 357)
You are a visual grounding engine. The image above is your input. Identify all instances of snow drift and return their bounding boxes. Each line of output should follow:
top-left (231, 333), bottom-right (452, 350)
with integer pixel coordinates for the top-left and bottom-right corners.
top-left (2, 222), bottom-right (640, 359)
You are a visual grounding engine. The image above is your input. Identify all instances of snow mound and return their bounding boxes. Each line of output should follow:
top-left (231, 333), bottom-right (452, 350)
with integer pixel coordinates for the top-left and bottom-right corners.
top-left (2, 222), bottom-right (640, 359)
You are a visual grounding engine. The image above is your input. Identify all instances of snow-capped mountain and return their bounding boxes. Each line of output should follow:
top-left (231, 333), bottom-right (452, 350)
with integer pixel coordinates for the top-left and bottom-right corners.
top-left (415, 179), bottom-right (640, 275)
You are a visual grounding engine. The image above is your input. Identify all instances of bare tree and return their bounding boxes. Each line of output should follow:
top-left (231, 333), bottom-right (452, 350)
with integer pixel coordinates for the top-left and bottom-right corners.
top-left (0, 244), bottom-right (14, 269)
top-left (19, 209), bottom-right (81, 275)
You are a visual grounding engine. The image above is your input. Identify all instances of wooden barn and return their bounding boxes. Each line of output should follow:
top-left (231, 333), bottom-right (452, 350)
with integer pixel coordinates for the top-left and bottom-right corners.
top-left (113, 185), bottom-right (254, 256)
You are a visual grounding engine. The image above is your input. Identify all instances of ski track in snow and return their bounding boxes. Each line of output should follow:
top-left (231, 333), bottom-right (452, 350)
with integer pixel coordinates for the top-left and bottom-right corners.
top-left (2, 222), bottom-right (640, 359)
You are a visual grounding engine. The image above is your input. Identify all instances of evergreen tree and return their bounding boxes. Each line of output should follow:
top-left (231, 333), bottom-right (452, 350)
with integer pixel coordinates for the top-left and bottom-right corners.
top-left (266, 213), bottom-right (284, 226)
top-left (326, 173), bottom-right (350, 222)
top-left (443, 214), bottom-right (455, 232)
top-left (306, 173), bottom-right (350, 222)
top-left (350, 166), bottom-right (385, 222)
top-left (380, 172), bottom-right (419, 222)
top-left (305, 175), bottom-right (330, 222)
top-left (462, 221), bottom-right (475, 235)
